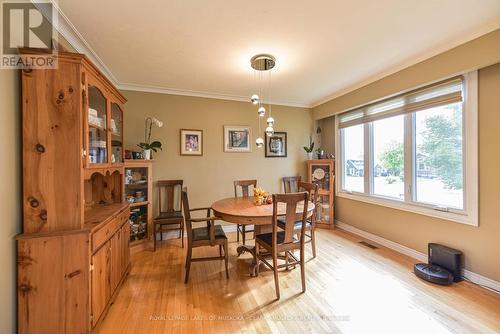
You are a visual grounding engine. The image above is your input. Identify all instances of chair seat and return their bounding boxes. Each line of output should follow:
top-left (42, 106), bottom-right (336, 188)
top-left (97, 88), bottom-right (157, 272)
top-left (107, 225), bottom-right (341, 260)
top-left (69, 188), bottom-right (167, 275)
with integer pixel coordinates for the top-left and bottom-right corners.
top-left (276, 219), bottom-right (312, 230)
top-left (155, 211), bottom-right (183, 221)
top-left (256, 231), bottom-right (298, 246)
top-left (192, 225), bottom-right (227, 241)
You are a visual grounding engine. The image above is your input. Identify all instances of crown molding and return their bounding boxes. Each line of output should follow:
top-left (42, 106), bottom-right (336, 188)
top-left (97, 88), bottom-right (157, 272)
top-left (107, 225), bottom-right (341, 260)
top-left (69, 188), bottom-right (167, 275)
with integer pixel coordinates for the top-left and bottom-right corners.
top-left (32, 0), bottom-right (120, 86)
top-left (117, 82), bottom-right (310, 108)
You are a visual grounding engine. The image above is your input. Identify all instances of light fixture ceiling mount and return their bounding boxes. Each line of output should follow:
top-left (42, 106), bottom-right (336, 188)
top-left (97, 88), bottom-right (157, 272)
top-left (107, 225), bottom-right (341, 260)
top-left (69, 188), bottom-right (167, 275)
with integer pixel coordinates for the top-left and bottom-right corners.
top-left (250, 54), bottom-right (276, 71)
top-left (251, 53), bottom-right (276, 147)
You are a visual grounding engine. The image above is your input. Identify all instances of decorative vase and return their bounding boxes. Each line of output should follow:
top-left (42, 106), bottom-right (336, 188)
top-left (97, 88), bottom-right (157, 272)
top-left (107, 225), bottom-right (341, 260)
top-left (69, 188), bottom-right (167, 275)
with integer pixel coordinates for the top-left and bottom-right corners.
top-left (143, 149), bottom-right (151, 160)
top-left (307, 152), bottom-right (313, 160)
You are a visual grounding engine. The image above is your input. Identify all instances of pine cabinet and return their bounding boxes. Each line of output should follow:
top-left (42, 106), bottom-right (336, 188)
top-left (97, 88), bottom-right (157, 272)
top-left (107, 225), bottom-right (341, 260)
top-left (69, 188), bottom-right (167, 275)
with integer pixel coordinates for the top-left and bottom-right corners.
top-left (17, 49), bottom-right (131, 334)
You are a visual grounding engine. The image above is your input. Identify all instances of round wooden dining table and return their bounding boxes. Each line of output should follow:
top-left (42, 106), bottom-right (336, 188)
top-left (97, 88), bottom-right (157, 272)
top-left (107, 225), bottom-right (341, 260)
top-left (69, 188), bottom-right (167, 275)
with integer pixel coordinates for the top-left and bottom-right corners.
top-left (211, 197), bottom-right (315, 276)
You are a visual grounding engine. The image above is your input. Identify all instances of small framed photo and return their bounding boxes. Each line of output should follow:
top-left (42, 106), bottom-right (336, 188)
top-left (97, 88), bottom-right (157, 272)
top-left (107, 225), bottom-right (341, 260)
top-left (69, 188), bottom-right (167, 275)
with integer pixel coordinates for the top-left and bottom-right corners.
top-left (180, 129), bottom-right (203, 156)
top-left (224, 126), bottom-right (252, 153)
top-left (265, 132), bottom-right (287, 158)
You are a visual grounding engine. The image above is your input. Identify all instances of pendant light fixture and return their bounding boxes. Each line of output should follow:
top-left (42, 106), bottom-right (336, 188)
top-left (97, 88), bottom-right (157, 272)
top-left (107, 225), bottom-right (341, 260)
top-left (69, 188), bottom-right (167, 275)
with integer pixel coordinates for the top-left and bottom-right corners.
top-left (250, 54), bottom-right (276, 146)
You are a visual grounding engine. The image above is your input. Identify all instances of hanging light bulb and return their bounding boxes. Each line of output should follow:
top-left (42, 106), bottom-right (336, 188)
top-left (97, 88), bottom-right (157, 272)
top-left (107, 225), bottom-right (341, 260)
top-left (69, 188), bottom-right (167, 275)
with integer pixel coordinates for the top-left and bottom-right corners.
top-left (258, 106), bottom-right (266, 117)
top-left (266, 116), bottom-right (274, 126)
top-left (265, 126), bottom-right (274, 137)
top-left (251, 94), bottom-right (259, 105)
top-left (256, 137), bottom-right (264, 148)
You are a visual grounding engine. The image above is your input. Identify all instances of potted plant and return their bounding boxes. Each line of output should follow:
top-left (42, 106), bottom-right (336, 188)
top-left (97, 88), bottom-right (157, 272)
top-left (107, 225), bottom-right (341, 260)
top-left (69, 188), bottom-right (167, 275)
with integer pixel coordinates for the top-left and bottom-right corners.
top-left (303, 137), bottom-right (315, 160)
top-left (138, 141), bottom-right (162, 160)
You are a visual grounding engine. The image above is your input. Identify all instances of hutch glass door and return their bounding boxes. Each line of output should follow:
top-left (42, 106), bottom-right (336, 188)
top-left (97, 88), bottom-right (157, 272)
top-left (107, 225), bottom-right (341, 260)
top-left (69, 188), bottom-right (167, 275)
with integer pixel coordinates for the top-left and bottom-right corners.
top-left (311, 163), bottom-right (332, 224)
top-left (87, 85), bottom-right (108, 164)
top-left (110, 103), bottom-right (123, 163)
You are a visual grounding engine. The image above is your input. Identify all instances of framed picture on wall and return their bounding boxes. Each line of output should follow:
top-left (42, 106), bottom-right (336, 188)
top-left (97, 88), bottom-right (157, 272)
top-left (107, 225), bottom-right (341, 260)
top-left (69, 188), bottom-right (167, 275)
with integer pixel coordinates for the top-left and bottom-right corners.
top-left (265, 132), bottom-right (287, 157)
top-left (223, 125), bottom-right (252, 152)
top-left (180, 129), bottom-right (203, 156)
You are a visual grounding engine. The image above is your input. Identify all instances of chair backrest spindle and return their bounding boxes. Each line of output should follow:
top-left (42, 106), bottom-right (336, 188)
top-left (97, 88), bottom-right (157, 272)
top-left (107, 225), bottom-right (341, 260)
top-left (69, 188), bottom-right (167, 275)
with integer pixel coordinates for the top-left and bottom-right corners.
top-left (233, 179), bottom-right (257, 198)
top-left (158, 180), bottom-right (183, 214)
top-left (272, 192), bottom-right (309, 246)
top-left (283, 176), bottom-right (301, 193)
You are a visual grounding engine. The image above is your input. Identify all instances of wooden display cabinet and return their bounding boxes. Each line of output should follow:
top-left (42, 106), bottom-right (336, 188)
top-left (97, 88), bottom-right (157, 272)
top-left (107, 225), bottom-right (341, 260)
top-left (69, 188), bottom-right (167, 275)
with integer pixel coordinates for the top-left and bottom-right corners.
top-left (124, 159), bottom-right (153, 251)
top-left (307, 159), bottom-right (335, 228)
top-left (17, 49), bottom-right (131, 334)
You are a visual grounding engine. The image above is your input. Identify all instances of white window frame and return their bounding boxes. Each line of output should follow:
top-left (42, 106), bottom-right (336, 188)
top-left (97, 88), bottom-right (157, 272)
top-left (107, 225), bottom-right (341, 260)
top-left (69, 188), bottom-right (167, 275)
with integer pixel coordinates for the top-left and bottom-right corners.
top-left (335, 71), bottom-right (478, 226)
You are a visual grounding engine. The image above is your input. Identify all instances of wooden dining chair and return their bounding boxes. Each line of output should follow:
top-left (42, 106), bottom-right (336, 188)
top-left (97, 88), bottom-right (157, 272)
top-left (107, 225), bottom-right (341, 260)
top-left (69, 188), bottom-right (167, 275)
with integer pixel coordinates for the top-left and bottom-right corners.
top-left (233, 179), bottom-right (257, 244)
top-left (282, 176), bottom-right (301, 193)
top-left (255, 191), bottom-right (309, 300)
top-left (153, 180), bottom-right (184, 251)
top-left (181, 188), bottom-right (229, 284)
top-left (277, 181), bottom-right (319, 258)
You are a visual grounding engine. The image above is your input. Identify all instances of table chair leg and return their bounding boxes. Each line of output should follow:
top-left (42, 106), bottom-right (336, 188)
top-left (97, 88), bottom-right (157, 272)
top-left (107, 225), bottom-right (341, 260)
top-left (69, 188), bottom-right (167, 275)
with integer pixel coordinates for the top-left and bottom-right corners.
top-left (184, 248), bottom-right (192, 284)
top-left (255, 244), bottom-right (260, 276)
top-left (223, 241), bottom-right (229, 279)
top-left (300, 246), bottom-right (306, 293)
top-left (153, 224), bottom-right (157, 252)
top-left (181, 223), bottom-right (184, 248)
top-left (237, 225), bottom-right (240, 242)
top-left (285, 251), bottom-right (290, 270)
top-left (311, 227), bottom-right (316, 258)
top-left (242, 225), bottom-right (246, 245)
top-left (273, 253), bottom-right (280, 300)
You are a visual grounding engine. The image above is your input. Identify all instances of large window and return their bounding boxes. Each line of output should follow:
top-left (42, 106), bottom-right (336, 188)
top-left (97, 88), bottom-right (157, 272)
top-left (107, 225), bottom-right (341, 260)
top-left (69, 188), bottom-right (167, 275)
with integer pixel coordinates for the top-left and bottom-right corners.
top-left (342, 124), bottom-right (364, 193)
top-left (337, 73), bottom-right (478, 226)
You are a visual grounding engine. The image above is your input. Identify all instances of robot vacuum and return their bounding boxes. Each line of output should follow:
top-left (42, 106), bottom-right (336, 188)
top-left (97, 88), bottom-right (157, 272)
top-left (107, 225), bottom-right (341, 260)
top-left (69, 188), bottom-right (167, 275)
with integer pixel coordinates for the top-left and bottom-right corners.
top-left (414, 263), bottom-right (454, 285)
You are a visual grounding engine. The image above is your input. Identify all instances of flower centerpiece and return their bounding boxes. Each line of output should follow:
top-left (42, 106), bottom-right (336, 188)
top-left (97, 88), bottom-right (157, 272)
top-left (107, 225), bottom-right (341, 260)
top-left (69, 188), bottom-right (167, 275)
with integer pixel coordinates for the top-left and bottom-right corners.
top-left (253, 187), bottom-right (273, 206)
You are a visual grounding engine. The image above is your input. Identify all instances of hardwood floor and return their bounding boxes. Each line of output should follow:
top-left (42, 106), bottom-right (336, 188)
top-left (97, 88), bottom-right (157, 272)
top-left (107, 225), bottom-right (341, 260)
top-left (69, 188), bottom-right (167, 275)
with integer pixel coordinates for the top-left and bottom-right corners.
top-left (99, 228), bottom-right (500, 334)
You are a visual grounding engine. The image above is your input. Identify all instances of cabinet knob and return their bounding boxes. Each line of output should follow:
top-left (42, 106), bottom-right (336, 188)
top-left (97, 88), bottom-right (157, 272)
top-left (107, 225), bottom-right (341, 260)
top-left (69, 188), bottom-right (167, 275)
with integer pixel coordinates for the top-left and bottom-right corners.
top-left (35, 143), bottom-right (45, 153)
top-left (39, 210), bottom-right (47, 221)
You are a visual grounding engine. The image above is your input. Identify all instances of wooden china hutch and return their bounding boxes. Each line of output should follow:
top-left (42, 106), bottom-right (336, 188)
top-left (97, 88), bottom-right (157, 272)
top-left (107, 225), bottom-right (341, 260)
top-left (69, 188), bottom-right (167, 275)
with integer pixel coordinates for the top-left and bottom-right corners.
top-left (17, 50), bottom-right (130, 333)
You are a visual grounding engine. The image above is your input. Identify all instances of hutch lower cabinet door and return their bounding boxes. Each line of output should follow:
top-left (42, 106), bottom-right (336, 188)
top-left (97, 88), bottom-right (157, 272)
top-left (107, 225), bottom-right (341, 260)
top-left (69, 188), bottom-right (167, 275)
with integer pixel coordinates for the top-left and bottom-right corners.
top-left (17, 233), bottom-right (90, 334)
top-left (91, 241), bottom-right (111, 326)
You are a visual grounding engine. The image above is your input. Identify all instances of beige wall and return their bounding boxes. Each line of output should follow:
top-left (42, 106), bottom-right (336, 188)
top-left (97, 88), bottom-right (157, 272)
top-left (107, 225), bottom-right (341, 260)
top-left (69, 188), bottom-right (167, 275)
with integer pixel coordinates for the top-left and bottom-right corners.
top-left (317, 116), bottom-right (335, 156)
top-left (0, 69), bottom-right (21, 334)
top-left (122, 91), bottom-right (313, 213)
top-left (313, 30), bottom-right (500, 282)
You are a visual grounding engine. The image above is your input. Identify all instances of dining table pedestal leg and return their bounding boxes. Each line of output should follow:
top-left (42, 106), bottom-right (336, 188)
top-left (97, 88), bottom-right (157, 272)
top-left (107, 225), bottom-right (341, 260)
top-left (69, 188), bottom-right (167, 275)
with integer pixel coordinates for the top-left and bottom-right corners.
top-left (236, 224), bottom-right (271, 276)
top-left (236, 244), bottom-right (259, 276)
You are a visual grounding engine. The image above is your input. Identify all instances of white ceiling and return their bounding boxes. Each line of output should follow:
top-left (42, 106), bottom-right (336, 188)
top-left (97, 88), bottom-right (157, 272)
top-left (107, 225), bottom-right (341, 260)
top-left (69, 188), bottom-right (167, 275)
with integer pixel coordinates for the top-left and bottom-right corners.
top-left (57, 0), bottom-right (500, 107)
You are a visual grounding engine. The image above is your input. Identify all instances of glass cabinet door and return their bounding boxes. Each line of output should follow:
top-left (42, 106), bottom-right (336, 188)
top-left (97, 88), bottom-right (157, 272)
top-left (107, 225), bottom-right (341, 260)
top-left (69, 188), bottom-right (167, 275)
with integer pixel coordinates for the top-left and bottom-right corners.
top-left (87, 85), bottom-right (108, 164)
top-left (311, 163), bottom-right (332, 224)
top-left (124, 166), bottom-right (149, 241)
top-left (110, 103), bottom-right (123, 163)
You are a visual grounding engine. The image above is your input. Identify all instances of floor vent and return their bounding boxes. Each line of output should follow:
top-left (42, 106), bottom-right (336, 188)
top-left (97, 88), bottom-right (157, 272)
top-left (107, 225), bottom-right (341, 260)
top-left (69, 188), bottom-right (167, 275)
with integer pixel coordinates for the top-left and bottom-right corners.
top-left (359, 241), bottom-right (379, 250)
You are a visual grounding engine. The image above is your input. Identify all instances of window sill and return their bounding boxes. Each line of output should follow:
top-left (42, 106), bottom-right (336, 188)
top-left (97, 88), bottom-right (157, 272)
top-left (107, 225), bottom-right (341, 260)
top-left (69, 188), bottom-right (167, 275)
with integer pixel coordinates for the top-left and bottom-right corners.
top-left (336, 191), bottom-right (478, 227)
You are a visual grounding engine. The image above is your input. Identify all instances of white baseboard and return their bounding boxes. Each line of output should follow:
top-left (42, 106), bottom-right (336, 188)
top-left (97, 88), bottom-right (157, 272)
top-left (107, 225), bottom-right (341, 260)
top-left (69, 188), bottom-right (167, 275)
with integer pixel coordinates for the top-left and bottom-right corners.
top-left (335, 220), bottom-right (500, 294)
